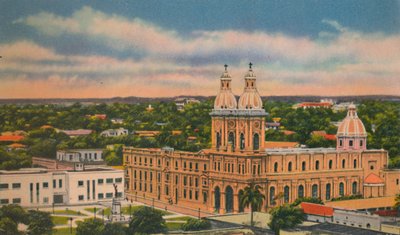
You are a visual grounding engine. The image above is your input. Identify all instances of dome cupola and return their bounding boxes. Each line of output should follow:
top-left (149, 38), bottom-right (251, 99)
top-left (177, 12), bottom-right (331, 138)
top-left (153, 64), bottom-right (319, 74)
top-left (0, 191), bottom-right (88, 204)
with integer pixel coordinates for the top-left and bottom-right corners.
top-left (213, 64), bottom-right (237, 110)
top-left (336, 104), bottom-right (367, 150)
top-left (238, 63), bottom-right (263, 110)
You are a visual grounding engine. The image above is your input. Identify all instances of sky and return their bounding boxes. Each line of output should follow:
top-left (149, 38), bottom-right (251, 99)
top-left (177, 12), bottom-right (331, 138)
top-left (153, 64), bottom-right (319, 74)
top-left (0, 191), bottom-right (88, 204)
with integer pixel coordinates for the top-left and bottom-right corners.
top-left (0, 0), bottom-right (399, 98)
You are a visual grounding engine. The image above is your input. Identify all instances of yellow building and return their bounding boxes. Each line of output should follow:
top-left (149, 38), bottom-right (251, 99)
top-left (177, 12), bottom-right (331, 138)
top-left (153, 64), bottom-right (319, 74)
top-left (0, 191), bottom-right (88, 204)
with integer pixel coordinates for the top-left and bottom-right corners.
top-left (123, 64), bottom-right (400, 214)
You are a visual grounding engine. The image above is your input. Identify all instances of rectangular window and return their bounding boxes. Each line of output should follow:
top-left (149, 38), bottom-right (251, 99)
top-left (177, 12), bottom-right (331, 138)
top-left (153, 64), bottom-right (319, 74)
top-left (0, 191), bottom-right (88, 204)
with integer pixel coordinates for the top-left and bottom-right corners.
top-left (0, 199), bottom-right (9, 204)
top-left (106, 193), bottom-right (113, 198)
top-left (117, 192), bottom-right (122, 198)
top-left (195, 163), bottom-right (198, 171)
top-left (183, 176), bottom-right (187, 186)
top-left (189, 162), bottom-right (192, 170)
top-left (78, 195), bottom-right (84, 201)
top-left (59, 179), bottom-right (62, 188)
top-left (183, 189), bottom-right (187, 198)
top-left (195, 191), bottom-right (198, 200)
top-left (150, 172), bottom-right (153, 180)
top-left (98, 193), bottom-right (104, 199)
top-left (0, 184), bottom-right (9, 189)
top-left (53, 180), bottom-right (56, 188)
top-left (30, 183), bottom-right (33, 203)
top-left (12, 198), bottom-right (21, 204)
top-left (43, 197), bottom-right (49, 204)
top-left (204, 164), bottom-right (207, 171)
top-left (12, 183), bottom-right (21, 189)
top-left (195, 178), bottom-right (198, 187)
top-left (98, 179), bottom-right (104, 184)
top-left (78, 181), bottom-right (84, 187)
top-left (43, 182), bottom-right (49, 188)
top-left (106, 178), bottom-right (113, 184)
top-left (115, 178), bottom-right (122, 183)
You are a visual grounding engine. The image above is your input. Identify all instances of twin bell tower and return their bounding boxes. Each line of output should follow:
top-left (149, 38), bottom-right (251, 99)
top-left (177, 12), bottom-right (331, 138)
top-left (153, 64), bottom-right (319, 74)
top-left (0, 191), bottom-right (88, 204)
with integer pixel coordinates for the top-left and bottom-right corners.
top-left (210, 63), bottom-right (267, 153)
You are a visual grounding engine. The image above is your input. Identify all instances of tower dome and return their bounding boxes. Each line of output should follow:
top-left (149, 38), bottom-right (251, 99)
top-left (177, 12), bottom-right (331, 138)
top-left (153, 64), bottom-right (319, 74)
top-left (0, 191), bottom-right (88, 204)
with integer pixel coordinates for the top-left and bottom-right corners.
top-left (336, 104), bottom-right (367, 150)
top-left (214, 65), bottom-right (237, 110)
top-left (238, 63), bottom-right (263, 110)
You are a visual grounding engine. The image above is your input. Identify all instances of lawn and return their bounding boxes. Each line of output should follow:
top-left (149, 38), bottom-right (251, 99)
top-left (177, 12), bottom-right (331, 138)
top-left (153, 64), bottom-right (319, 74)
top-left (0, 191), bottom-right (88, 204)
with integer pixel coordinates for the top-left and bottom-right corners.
top-left (52, 227), bottom-right (76, 235)
top-left (166, 216), bottom-right (192, 222)
top-left (99, 205), bottom-right (174, 216)
top-left (52, 216), bottom-right (70, 225)
top-left (166, 222), bottom-right (182, 231)
top-left (53, 209), bottom-right (82, 216)
top-left (84, 207), bottom-right (103, 214)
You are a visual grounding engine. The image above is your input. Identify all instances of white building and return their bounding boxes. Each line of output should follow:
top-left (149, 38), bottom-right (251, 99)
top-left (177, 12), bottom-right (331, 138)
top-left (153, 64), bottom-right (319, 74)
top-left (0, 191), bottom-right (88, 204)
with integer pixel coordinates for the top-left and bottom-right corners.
top-left (57, 149), bottom-right (103, 162)
top-left (0, 167), bottom-right (124, 207)
top-left (100, 128), bottom-right (129, 137)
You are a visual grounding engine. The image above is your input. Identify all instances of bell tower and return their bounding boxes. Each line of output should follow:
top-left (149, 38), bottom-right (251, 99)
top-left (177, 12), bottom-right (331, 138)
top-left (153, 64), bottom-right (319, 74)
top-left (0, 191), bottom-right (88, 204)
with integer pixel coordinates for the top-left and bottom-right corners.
top-left (211, 63), bottom-right (267, 153)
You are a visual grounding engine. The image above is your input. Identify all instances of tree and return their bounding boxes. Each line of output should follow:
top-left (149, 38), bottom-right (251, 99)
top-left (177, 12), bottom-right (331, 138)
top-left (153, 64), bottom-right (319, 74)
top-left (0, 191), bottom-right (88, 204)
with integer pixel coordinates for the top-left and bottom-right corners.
top-left (76, 218), bottom-right (105, 235)
top-left (27, 210), bottom-right (54, 235)
top-left (128, 206), bottom-right (166, 234)
top-left (240, 183), bottom-right (265, 226)
top-left (291, 197), bottom-right (324, 207)
top-left (268, 205), bottom-right (305, 235)
top-left (393, 194), bottom-right (400, 211)
top-left (181, 218), bottom-right (211, 231)
top-left (0, 217), bottom-right (19, 235)
top-left (102, 222), bottom-right (126, 235)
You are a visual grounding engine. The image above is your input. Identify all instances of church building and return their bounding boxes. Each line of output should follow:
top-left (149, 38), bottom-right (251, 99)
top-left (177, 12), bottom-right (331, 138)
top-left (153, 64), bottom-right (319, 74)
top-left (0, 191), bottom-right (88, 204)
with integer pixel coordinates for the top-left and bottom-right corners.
top-left (123, 64), bottom-right (400, 214)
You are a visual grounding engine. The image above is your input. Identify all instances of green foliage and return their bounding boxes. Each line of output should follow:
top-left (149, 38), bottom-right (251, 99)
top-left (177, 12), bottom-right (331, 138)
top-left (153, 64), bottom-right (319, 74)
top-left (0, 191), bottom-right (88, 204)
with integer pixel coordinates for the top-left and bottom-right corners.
top-left (306, 135), bottom-right (335, 148)
top-left (0, 148), bottom-right (31, 170)
top-left (268, 205), bottom-right (306, 235)
top-left (27, 210), bottom-right (54, 235)
top-left (128, 206), bottom-right (166, 234)
top-left (0, 204), bottom-right (28, 224)
top-left (76, 218), bottom-right (105, 235)
top-left (240, 183), bottom-right (265, 226)
top-left (181, 218), bottom-right (211, 231)
top-left (102, 223), bottom-right (126, 235)
top-left (330, 194), bottom-right (363, 201)
top-left (393, 194), bottom-right (400, 210)
top-left (291, 197), bottom-right (324, 207)
top-left (0, 217), bottom-right (19, 235)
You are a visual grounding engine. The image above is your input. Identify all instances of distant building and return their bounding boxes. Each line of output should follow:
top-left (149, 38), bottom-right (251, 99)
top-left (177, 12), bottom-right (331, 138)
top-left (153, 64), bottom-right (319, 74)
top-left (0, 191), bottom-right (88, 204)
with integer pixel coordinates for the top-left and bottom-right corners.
top-left (294, 99), bottom-right (334, 109)
top-left (264, 141), bottom-right (300, 149)
top-left (146, 104), bottom-right (154, 112)
top-left (59, 129), bottom-right (93, 137)
top-left (101, 128), bottom-right (129, 137)
top-left (0, 135), bottom-right (25, 143)
top-left (111, 118), bottom-right (124, 124)
top-left (175, 97), bottom-right (200, 111)
top-left (57, 149), bottom-right (103, 162)
top-left (86, 114), bottom-right (107, 120)
top-left (300, 202), bottom-right (334, 223)
top-left (0, 167), bottom-right (124, 207)
top-left (333, 102), bottom-right (354, 112)
top-left (266, 122), bottom-right (280, 130)
top-left (311, 131), bottom-right (336, 141)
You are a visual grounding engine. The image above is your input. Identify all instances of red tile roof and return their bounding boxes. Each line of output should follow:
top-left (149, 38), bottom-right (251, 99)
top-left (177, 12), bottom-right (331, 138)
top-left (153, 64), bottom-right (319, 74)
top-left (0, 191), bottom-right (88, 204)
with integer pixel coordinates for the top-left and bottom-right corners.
top-left (364, 173), bottom-right (384, 184)
top-left (0, 135), bottom-right (24, 142)
top-left (300, 202), bottom-right (334, 217)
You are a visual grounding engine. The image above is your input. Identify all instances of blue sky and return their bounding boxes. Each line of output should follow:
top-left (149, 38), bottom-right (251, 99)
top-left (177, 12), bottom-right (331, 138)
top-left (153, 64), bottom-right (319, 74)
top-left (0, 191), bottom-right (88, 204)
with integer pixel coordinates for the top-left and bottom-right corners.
top-left (0, 1), bottom-right (399, 98)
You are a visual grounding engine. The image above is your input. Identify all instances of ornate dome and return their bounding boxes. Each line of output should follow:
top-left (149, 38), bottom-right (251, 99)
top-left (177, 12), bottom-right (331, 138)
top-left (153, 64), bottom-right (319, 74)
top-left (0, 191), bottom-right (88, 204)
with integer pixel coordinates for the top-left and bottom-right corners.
top-left (214, 65), bottom-right (237, 110)
top-left (337, 104), bottom-right (367, 137)
top-left (238, 63), bottom-right (263, 110)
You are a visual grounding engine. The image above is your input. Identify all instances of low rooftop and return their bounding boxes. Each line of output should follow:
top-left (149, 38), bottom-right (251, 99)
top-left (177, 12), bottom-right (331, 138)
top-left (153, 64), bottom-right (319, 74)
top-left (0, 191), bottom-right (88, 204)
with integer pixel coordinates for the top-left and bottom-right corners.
top-left (326, 196), bottom-right (396, 210)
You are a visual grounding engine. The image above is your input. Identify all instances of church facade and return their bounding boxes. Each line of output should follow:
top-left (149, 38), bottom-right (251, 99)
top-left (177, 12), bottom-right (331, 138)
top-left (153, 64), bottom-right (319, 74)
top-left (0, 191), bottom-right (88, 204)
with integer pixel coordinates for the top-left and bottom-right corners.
top-left (123, 65), bottom-right (400, 214)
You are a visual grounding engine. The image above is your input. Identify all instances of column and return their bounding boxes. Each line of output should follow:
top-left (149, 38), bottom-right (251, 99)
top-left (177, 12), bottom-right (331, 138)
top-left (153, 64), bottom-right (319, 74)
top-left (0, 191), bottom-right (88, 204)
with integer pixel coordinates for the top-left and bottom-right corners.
top-left (233, 193), bottom-right (239, 213)
top-left (220, 192), bottom-right (226, 213)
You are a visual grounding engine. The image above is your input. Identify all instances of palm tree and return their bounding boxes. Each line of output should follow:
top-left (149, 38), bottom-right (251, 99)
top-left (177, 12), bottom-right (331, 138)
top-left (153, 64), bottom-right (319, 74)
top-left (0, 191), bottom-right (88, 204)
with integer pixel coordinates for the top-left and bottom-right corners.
top-left (268, 205), bottom-right (305, 235)
top-left (240, 182), bottom-right (265, 227)
top-left (393, 194), bottom-right (400, 213)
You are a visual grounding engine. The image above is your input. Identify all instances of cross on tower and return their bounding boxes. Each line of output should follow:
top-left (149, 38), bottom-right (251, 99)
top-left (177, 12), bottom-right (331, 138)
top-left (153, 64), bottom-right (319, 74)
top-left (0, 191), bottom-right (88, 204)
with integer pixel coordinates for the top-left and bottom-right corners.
top-left (224, 64), bottom-right (228, 71)
top-left (249, 62), bottom-right (253, 69)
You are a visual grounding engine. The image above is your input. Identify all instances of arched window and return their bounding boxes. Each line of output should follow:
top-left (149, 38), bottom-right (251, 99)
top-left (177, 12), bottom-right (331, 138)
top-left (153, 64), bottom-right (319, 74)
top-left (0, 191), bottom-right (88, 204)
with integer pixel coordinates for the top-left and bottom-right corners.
top-left (339, 139), bottom-right (343, 146)
top-left (302, 161), bottom-right (306, 171)
top-left (353, 159), bottom-right (357, 168)
top-left (315, 160), bottom-right (320, 170)
top-left (339, 182), bottom-right (345, 196)
top-left (288, 162), bottom-right (292, 172)
top-left (349, 140), bottom-right (353, 147)
top-left (312, 184), bottom-right (318, 198)
top-left (253, 133), bottom-right (259, 150)
top-left (284, 186), bottom-right (290, 203)
top-left (269, 187), bottom-right (276, 205)
top-left (240, 133), bottom-right (245, 150)
top-left (298, 185), bottom-right (304, 198)
top-left (352, 182), bottom-right (358, 195)
top-left (216, 132), bottom-right (221, 149)
top-left (329, 160), bottom-right (333, 169)
top-left (326, 183), bottom-right (331, 200)
top-left (342, 159), bottom-right (346, 168)
top-left (228, 132), bottom-right (235, 151)
top-left (274, 162), bottom-right (278, 173)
